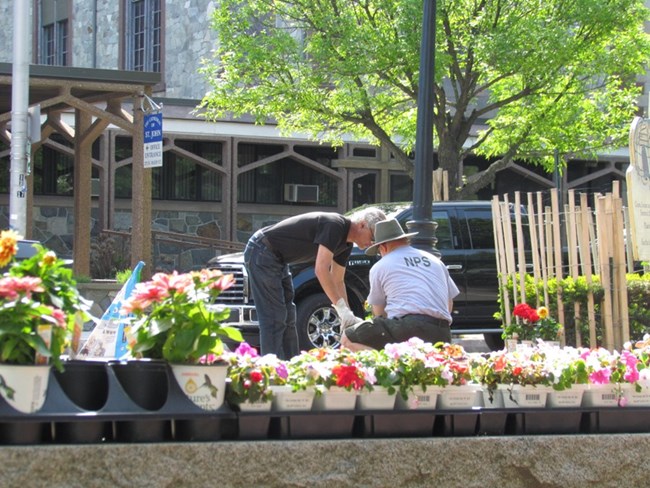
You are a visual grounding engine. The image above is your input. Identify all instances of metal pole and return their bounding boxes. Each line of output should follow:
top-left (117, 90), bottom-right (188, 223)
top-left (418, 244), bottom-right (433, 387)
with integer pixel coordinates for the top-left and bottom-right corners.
top-left (10, 1), bottom-right (30, 236)
top-left (407, 0), bottom-right (438, 255)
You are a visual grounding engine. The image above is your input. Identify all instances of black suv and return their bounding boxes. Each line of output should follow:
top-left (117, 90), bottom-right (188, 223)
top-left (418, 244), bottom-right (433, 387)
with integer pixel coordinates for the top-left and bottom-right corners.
top-left (208, 201), bottom-right (511, 351)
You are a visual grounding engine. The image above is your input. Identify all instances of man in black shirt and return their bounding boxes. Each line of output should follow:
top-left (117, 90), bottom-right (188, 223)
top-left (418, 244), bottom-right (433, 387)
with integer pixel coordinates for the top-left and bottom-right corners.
top-left (244, 208), bottom-right (386, 359)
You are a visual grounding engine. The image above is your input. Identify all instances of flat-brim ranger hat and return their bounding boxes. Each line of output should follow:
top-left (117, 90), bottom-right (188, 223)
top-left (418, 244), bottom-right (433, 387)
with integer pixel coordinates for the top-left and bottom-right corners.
top-left (365, 218), bottom-right (418, 256)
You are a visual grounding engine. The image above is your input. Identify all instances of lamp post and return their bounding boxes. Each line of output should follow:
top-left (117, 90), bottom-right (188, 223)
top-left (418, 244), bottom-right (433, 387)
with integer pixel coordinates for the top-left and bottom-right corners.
top-left (406, 0), bottom-right (438, 255)
top-left (9, 1), bottom-right (30, 236)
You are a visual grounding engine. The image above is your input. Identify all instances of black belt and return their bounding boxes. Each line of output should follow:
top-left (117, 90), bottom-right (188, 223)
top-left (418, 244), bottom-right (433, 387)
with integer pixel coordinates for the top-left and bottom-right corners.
top-left (402, 314), bottom-right (449, 327)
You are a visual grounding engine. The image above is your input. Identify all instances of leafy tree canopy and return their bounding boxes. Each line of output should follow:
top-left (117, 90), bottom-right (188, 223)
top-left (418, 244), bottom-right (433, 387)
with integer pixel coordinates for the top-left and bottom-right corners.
top-left (200, 0), bottom-right (650, 199)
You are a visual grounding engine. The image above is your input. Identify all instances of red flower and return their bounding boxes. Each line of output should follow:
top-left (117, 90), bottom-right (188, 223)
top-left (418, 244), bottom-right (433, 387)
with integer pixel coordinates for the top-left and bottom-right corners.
top-left (332, 364), bottom-right (365, 390)
top-left (249, 370), bottom-right (263, 383)
top-left (513, 303), bottom-right (539, 323)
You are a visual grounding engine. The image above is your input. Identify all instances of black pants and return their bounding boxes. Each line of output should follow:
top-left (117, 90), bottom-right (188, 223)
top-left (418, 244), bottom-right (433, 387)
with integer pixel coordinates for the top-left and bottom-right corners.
top-left (344, 314), bottom-right (451, 350)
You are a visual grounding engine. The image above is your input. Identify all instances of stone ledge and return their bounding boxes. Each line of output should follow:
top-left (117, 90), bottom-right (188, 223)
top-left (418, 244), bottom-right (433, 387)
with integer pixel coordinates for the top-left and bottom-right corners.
top-left (0, 435), bottom-right (646, 488)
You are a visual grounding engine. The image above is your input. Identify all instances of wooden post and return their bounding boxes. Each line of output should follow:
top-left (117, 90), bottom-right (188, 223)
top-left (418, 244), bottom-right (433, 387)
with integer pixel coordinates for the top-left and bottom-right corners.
top-left (130, 91), bottom-right (153, 279)
top-left (73, 108), bottom-right (92, 278)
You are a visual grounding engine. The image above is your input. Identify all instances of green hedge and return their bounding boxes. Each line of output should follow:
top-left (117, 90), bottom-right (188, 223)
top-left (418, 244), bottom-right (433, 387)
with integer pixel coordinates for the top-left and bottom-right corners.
top-left (495, 273), bottom-right (650, 347)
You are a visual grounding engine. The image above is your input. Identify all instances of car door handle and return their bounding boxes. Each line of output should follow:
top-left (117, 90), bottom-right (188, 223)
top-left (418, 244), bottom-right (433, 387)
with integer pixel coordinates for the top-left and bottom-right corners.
top-left (446, 264), bottom-right (463, 270)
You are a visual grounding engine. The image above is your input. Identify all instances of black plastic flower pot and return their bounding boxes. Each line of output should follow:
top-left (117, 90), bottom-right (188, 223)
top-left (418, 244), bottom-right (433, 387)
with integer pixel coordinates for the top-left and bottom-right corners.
top-left (174, 418), bottom-right (223, 442)
top-left (113, 419), bottom-right (172, 443)
top-left (54, 420), bottom-right (112, 444)
top-left (109, 360), bottom-right (169, 411)
top-left (360, 411), bottom-right (436, 438)
top-left (0, 421), bottom-right (50, 445)
top-left (54, 360), bottom-right (109, 411)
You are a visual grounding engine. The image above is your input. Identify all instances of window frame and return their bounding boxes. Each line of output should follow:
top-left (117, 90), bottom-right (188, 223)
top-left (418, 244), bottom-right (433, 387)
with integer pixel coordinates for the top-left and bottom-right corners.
top-left (124, 0), bottom-right (162, 72)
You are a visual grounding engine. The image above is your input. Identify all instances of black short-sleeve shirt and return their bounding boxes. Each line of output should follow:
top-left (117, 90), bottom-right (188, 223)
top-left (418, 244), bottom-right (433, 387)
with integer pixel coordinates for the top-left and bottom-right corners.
top-left (261, 212), bottom-right (352, 266)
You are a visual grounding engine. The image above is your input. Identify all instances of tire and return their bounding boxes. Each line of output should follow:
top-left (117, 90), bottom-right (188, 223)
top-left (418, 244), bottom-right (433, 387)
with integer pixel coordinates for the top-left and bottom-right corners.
top-left (296, 293), bottom-right (342, 350)
top-left (483, 332), bottom-right (505, 351)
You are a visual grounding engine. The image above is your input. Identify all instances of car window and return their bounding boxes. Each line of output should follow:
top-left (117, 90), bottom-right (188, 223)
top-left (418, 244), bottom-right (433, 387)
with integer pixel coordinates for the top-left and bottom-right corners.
top-left (464, 209), bottom-right (493, 249)
top-left (432, 211), bottom-right (452, 249)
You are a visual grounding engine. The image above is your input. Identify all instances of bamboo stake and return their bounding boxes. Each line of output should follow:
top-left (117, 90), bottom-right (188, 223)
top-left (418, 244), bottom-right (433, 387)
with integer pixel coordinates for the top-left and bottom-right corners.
top-left (566, 190), bottom-right (581, 346)
top-left (596, 195), bottom-right (614, 351)
top-left (579, 193), bottom-right (597, 348)
top-left (612, 195), bottom-right (630, 345)
top-left (550, 190), bottom-right (565, 346)
top-left (492, 197), bottom-right (512, 328)
top-left (527, 192), bottom-right (542, 306)
top-left (514, 192), bottom-right (527, 304)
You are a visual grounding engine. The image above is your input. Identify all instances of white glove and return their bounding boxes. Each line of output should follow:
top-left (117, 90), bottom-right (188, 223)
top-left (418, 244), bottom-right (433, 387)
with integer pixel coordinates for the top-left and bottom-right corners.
top-left (333, 298), bottom-right (362, 329)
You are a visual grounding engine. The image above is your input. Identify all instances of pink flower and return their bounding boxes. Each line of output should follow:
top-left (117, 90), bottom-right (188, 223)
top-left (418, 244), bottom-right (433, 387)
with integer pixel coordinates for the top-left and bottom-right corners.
top-left (235, 342), bottom-right (259, 358)
top-left (589, 369), bottom-right (611, 385)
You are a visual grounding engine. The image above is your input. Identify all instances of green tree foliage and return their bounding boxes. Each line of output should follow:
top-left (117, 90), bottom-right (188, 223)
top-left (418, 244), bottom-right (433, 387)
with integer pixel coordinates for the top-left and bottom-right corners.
top-left (199, 0), bottom-right (650, 199)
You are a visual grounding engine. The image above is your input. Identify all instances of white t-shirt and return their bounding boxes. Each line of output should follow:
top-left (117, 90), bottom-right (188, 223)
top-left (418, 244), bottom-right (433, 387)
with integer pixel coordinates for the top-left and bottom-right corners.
top-left (367, 245), bottom-right (460, 322)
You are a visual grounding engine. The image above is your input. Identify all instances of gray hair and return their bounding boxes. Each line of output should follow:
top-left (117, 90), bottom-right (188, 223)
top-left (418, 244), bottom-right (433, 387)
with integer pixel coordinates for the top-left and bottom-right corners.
top-left (348, 206), bottom-right (387, 234)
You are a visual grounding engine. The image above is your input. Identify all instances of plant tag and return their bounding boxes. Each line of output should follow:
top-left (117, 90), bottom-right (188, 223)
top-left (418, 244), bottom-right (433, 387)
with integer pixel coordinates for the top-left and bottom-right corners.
top-left (35, 324), bottom-right (52, 365)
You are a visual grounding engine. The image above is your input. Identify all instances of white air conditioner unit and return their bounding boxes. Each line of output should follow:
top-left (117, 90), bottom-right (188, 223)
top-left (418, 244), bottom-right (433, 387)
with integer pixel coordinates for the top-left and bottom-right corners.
top-left (284, 184), bottom-right (319, 203)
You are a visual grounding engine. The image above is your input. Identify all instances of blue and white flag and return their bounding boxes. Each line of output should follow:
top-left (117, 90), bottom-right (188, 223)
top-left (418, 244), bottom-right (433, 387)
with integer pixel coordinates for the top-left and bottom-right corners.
top-left (77, 261), bottom-right (145, 360)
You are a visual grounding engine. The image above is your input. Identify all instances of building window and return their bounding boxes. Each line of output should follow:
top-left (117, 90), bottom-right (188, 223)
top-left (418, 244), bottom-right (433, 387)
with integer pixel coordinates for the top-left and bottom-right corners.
top-left (389, 173), bottom-right (413, 202)
top-left (124, 0), bottom-right (162, 72)
top-left (114, 136), bottom-right (222, 201)
top-left (37, 0), bottom-right (69, 66)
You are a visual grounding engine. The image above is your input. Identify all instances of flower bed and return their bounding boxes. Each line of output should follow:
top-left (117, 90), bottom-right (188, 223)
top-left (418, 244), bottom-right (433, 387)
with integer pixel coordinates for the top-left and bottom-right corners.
top-left (224, 337), bottom-right (650, 412)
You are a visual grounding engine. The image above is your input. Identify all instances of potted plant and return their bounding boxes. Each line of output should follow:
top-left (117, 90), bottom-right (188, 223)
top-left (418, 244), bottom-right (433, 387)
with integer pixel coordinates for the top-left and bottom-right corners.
top-left (0, 230), bottom-right (91, 413)
top-left (121, 268), bottom-right (243, 411)
top-left (542, 344), bottom-right (589, 407)
top-left (382, 337), bottom-right (448, 409)
top-left (503, 303), bottom-right (563, 345)
top-left (225, 342), bottom-right (288, 411)
top-left (353, 348), bottom-right (399, 410)
top-left (471, 348), bottom-right (551, 408)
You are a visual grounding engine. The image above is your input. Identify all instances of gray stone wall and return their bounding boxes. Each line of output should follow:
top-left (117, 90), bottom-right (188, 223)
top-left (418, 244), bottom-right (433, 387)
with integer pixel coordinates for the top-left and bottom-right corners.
top-left (0, 203), bottom-right (226, 275)
top-left (71, 2), bottom-right (120, 69)
top-left (0, 436), bottom-right (648, 488)
top-left (164, 0), bottom-right (218, 98)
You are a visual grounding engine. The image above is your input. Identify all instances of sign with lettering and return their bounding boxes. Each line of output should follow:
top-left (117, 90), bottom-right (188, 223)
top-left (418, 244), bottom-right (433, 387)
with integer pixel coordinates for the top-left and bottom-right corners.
top-left (627, 117), bottom-right (650, 261)
top-left (143, 112), bottom-right (163, 168)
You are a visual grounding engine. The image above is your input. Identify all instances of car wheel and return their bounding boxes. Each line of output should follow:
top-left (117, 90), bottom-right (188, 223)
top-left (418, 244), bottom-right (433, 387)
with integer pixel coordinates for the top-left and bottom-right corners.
top-left (296, 293), bottom-right (342, 350)
top-left (483, 332), bottom-right (505, 351)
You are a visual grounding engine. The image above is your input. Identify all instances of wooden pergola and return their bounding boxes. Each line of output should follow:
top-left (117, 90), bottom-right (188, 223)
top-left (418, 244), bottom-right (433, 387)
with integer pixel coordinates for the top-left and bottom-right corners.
top-left (0, 63), bottom-right (160, 279)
